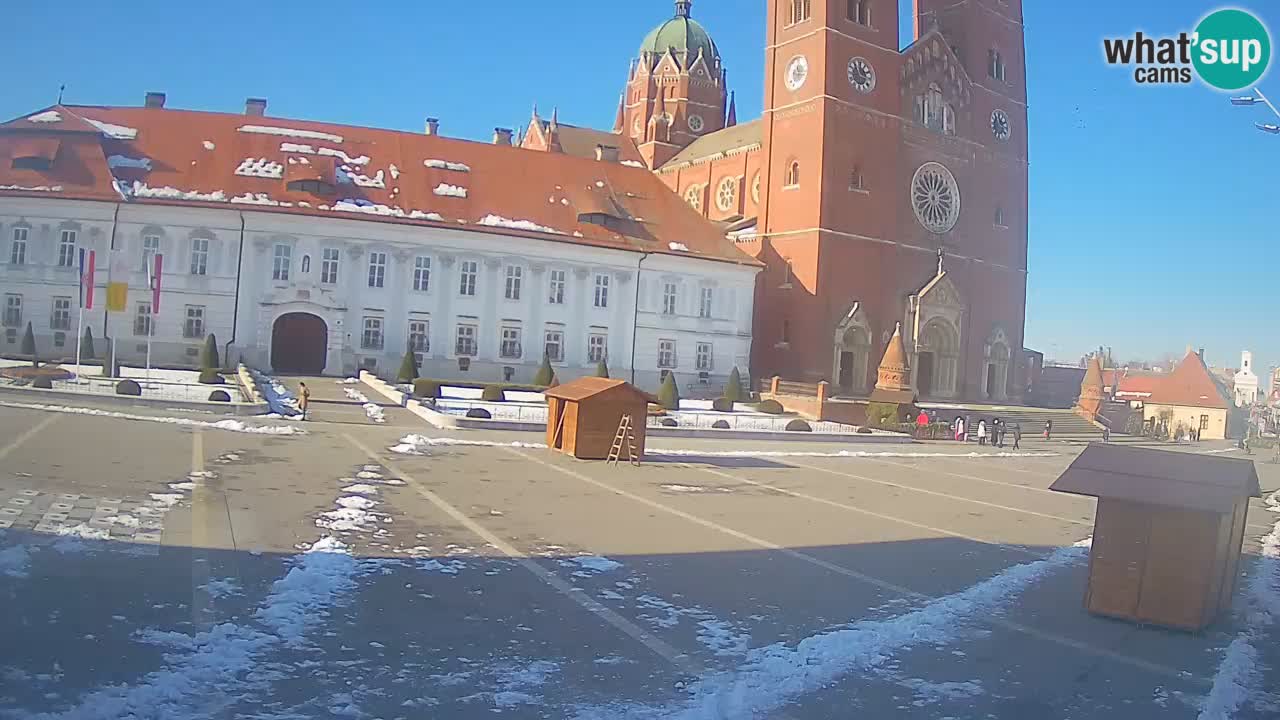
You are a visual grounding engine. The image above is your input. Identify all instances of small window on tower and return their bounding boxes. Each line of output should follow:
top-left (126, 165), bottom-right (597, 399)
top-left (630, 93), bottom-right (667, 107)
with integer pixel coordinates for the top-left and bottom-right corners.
top-left (994, 207), bottom-right (1006, 227)
top-left (989, 49), bottom-right (1006, 82)
top-left (847, 0), bottom-right (871, 25)
top-left (849, 166), bottom-right (865, 191)
top-left (788, 0), bottom-right (811, 25)
top-left (784, 160), bottom-right (801, 189)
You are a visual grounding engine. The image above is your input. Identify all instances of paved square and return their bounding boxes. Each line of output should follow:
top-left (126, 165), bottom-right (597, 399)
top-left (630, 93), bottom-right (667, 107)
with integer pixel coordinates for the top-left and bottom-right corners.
top-left (0, 398), bottom-right (1276, 719)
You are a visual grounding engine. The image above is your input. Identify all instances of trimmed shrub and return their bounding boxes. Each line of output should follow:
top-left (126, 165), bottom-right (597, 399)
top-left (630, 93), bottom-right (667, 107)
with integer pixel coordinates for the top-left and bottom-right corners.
top-left (711, 397), bottom-right (734, 412)
top-left (466, 408), bottom-right (492, 419)
top-left (724, 366), bottom-right (744, 403)
top-left (397, 348), bottom-right (419, 383)
top-left (21, 322), bottom-right (37, 367)
top-left (756, 399), bottom-right (784, 415)
top-left (856, 426), bottom-right (874, 434)
top-left (32, 377), bottom-right (53, 390)
top-left (785, 419), bottom-right (813, 432)
top-left (866, 401), bottom-right (899, 429)
top-left (533, 355), bottom-right (555, 386)
top-left (413, 378), bottom-right (443, 399)
top-left (480, 385), bottom-right (505, 402)
top-left (596, 360), bottom-right (610, 378)
top-left (81, 326), bottom-right (96, 359)
top-left (548, 374), bottom-right (560, 388)
top-left (200, 334), bottom-right (220, 371)
top-left (711, 419), bottom-right (730, 430)
top-left (657, 372), bottom-right (680, 411)
top-left (116, 379), bottom-right (142, 396)
top-left (660, 417), bottom-right (678, 427)
top-left (198, 369), bottom-right (226, 385)
top-left (208, 390), bottom-right (231, 402)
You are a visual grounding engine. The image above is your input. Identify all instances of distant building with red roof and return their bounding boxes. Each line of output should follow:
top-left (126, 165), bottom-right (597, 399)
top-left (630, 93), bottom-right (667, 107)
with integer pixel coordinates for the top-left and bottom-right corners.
top-left (1140, 350), bottom-right (1235, 440)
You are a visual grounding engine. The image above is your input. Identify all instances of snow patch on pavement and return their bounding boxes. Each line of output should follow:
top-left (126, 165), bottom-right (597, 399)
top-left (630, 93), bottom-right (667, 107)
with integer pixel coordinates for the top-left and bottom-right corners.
top-left (0, 400), bottom-right (302, 435)
top-left (0, 541), bottom-right (31, 578)
top-left (1199, 491), bottom-right (1280, 720)
top-left (561, 555), bottom-right (623, 576)
top-left (341, 484), bottom-right (379, 496)
top-left (343, 387), bottom-right (385, 423)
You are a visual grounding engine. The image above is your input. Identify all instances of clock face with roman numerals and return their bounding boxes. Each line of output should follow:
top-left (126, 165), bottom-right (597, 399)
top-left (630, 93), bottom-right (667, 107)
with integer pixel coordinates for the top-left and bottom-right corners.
top-left (847, 57), bottom-right (875, 93)
top-left (991, 109), bottom-right (1011, 141)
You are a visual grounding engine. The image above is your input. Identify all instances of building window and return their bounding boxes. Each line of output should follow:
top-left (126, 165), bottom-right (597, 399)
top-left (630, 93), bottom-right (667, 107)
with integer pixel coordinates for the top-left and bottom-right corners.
top-left (989, 49), bottom-right (1006, 82)
top-left (781, 258), bottom-right (794, 288)
top-left (784, 160), bottom-right (800, 188)
top-left (699, 287), bottom-right (713, 318)
top-left (994, 207), bottom-right (1006, 227)
top-left (504, 265), bottom-right (523, 301)
top-left (782, 319), bottom-right (791, 344)
top-left (134, 302), bottom-right (153, 336)
top-left (50, 297), bottom-right (71, 331)
top-left (57, 230), bottom-right (77, 268)
top-left (12, 156), bottom-right (51, 171)
top-left (593, 274), bottom-right (609, 308)
top-left (367, 251), bottom-right (386, 288)
top-left (715, 177), bottom-right (738, 212)
top-left (544, 329), bottom-right (565, 362)
top-left (684, 185), bottom-right (702, 212)
top-left (413, 256), bottom-right (431, 292)
top-left (788, 0), bottom-right (811, 25)
top-left (408, 319), bottom-right (430, 354)
top-left (321, 248), bottom-right (340, 284)
top-left (658, 339), bottom-right (677, 368)
top-left (300, 255), bottom-right (311, 274)
top-left (921, 83), bottom-right (944, 130)
top-left (459, 260), bottom-right (478, 296)
top-left (272, 244), bottom-right (292, 281)
top-left (500, 326), bottom-right (522, 359)
top-left (943, 104), bottom-right (956, 136)
top-left (548, 269), bottom-right (566, 304)
top-left (696, 342), bottom-right (713, 371)
top-left (3, 294), bottom-right (21, 328)
top-left (662, 282), bottom-right (678, 315)
top-left (588, 334), bottom-right (607, 363)
top-left (190, 238), bottom-right (209, 276)
top-left (455, 324), bottom-right (478, 356)
top-left (848, 0), bottom-right (870, 24)
top-left (361, 317), bottom-right (384, 350)
top-left (9, 227), bottom-right (27, 265)
top-left (183, 305), bottom-right (205, 339)
top-left (286, 179), bottom-right (334, 196)
top-left (849, 166), bottom-right (865, 191)
top-left (141, 234), bottom-right (160, 272)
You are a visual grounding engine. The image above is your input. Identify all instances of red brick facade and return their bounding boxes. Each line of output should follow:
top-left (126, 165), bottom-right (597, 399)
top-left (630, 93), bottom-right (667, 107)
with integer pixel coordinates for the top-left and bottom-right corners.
top-left (644, 0), bottom-right (1029, 403)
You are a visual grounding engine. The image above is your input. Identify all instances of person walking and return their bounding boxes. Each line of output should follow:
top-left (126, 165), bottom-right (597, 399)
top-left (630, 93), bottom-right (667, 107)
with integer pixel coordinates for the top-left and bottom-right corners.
top-left (298, 382), bottom-right (311, 421)
top-left (1012, 422), bottom-right (1022, 450)
top-left (977, 419), bottom-right (988, 446)
top-left (995, 418), bottom-right (1005, 448)
top-left (1044, 419), bottom-right (1053, 441)
top-left (916, 410), bottom-right (930, 439)
top-left (954, 416), bottom-right (965, 442)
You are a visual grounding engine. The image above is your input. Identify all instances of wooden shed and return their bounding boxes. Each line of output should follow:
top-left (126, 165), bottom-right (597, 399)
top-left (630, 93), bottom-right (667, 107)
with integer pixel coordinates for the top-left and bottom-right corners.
top-left (544, 378), bottom-right (653, 461)
top-left (1050, 444), bottom-right (1261, 631)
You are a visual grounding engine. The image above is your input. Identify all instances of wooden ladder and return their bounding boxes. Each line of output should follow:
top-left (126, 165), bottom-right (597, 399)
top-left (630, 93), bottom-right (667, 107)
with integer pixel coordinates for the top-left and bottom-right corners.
top-left (607, 414), bottom-right (640, 467)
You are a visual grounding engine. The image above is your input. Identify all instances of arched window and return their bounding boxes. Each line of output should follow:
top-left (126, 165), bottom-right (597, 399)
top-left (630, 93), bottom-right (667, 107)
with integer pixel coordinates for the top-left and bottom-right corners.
top-left (988, 49), bottom-right (1006, 82)
top-left (849, 165), bottom-right (865, 191)
top-left (847, 0), bottom-right (870, 25)
top-left (942, 104), bottom-right (956, 136)
top-left (924, 84), bottom-right (944, 130)
top-left (784, 160), bottom-right (801, 188)
top-left (789, 0), bottom-right (811, 25)
top-left (301, 255), bottom-right (311, 274)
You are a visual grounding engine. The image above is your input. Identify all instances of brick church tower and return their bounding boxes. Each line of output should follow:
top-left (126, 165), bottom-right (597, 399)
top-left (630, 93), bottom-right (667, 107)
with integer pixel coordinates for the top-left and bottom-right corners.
top-left (750, 0), bottom-right (1029, 402)
top-left (621, 1), bottom-right (729, 169)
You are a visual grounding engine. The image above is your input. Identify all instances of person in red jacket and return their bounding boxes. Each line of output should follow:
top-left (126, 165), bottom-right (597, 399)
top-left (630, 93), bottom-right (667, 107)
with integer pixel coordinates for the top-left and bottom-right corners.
top-left (915, 410), bottom-right (930, 438)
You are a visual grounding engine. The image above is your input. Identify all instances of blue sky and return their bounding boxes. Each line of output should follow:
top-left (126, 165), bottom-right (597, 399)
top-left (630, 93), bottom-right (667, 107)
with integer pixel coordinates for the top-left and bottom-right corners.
top-left (1, 0), bottom-right (1274, 385)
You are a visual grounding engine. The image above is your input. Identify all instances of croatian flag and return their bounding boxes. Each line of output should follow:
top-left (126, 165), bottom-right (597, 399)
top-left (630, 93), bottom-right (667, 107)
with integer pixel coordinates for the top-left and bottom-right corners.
top-left (78, 248), bottom-right (96, 309)
top-left (147, 254), bottom-right (163, 313)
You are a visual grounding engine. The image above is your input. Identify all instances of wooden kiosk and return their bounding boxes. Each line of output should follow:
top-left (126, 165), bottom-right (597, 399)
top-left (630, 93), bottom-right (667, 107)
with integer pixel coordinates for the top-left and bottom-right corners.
top-left (1050, 444), bottom-right (1260, 631)
top-left (544, 378), bottom-right (653, 461)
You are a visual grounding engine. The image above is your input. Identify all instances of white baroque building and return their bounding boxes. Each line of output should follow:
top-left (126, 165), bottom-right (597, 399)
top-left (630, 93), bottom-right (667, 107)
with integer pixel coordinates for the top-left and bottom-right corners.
top-left (0, 100), bottom-right (759, 392)
top-left (1233, 350), bottom-right (1258, 407)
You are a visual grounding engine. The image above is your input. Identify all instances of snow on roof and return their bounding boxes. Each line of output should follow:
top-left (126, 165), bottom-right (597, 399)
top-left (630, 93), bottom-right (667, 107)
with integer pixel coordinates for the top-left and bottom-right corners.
top-left (339, 168), bottom-right (385, 189)
top-left (621, 159), bottom-right (646, 168)
top-left (0, 184), bottom-right (62, 192)
top-left (478, 214), bottom-right (563, 235)
top-left (331, 199), bottom-right (412, 218)
top-left (424, 159), bottom-right (471, 172)
top-left (83, 118), bottom-right (137, 140)
top-left (669, 242), bottom-right (691, 252)
top-left (433, 183), bottom-right (467, 198)
top-left (235, 158), bottom-right (284, 179)
top-left (130, 182), bottom-right (226, 202)
top-left (107, 155), bottom-right (152, 171)
top-left (389, 164), bottom-right (400, 180)
top-left (202, 141), bottom-right (216, 150)
top-left (28, 111), bottom-right (62, 123)
top-left (281, 143), bottom-right (369, 166)
top-left (409, 210), bottom-right (444, 221)
top-left (239, 125), bottom-right (343, 144)
top-left (230, 192), bottom-right (289, 207)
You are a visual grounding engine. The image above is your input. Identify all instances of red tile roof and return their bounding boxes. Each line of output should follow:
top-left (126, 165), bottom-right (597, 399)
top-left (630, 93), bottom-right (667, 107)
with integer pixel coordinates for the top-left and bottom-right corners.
top-left (0, 104), bottom-right (757, 267)
top-left (1145, 351), bottom-right (1231, 409)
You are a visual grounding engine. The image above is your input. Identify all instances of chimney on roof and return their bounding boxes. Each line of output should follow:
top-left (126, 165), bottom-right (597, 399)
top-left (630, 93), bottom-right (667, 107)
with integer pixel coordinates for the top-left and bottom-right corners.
top-left (245, 98), bottom-right (267, 116)
top-left (492, 127), bottom-right (513, 145)
top-left (1199, 348), bottom-right (1205, 360)
top-left (425, 118), bottom-right (440, 136)
top-left (144, 92), bottom-right (166, 109)
top-left (595, 144), bottom-right (620, 163)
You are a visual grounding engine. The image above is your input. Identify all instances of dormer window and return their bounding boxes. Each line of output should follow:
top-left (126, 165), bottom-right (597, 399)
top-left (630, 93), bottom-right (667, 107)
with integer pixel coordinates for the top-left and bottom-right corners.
top-left (8, 136), bottom-right (60, 171)
top-left (11, 157), bottom-right (52, 171)
top-left (286, 179), bottom-right (334, 195)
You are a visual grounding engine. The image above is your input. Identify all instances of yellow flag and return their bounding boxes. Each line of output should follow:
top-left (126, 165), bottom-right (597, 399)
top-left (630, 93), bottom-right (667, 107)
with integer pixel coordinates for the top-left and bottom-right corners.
top-left (106, 251), bottom-right (129, 313)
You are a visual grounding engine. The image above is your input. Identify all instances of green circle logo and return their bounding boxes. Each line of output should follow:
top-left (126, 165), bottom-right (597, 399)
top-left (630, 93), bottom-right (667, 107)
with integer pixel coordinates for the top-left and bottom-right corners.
top-left (1193, 9), bottom-right (1271, 90)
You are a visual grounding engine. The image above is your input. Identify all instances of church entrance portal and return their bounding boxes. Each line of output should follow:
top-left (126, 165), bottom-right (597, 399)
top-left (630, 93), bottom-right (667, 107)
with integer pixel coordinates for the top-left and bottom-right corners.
top-left (271, 313), bottom-right (327, 374)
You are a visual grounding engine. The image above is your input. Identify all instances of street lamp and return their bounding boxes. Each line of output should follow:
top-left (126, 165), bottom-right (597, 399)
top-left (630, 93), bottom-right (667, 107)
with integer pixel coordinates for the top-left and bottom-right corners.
top-left (1232, 87), bottom-right (1280, 134)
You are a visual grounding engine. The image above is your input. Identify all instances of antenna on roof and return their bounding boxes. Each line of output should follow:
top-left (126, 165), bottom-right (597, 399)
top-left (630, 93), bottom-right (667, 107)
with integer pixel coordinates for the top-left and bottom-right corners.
top-left (57, 84), bottom-right (66, 104)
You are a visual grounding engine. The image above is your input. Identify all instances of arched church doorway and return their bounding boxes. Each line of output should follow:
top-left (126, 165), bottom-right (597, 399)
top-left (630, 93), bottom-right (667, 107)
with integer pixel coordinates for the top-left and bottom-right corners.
top-left (836, 325), bottom-right (870, 393)
top-left (918, 319), bottom-right (959, 398)
top-left (272, 313), bottom-right (327, 374)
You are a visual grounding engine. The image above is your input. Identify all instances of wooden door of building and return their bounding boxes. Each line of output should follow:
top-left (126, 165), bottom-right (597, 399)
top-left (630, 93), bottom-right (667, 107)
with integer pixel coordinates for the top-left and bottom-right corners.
top-left (271, 313), bottom-right (327, 374)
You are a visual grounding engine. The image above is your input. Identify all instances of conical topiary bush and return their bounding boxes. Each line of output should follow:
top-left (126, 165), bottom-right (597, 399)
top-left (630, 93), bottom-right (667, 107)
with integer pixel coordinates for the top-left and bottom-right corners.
top-left (397, 345), bottom-right (419, 383)
top-left (658, 371), bottom-right (680, 411)
top-left (81, 326), bottom-right (96, 359)
top-left (20, 322), bottom-right (37, 368)
top-left (724, 366), bottom-right (744, 403)
top-left (200, 334), bottom-right (220, 370)
top-left (596, 360), bottom-right (609, 378)
top-left (533, 354), bottom-right (555, 386)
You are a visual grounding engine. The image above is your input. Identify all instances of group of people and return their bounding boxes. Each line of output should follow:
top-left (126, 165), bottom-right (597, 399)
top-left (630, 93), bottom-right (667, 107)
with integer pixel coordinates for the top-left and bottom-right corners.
top-left (946, 415), bottom-right (1028, 450)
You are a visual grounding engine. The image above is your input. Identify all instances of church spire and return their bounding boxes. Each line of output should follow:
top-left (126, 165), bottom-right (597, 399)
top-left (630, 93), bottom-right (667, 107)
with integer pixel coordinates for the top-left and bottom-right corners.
top-left (613, 93), bottom-right (625, 133)
top-left (726, 91), bottom-right (737, 127)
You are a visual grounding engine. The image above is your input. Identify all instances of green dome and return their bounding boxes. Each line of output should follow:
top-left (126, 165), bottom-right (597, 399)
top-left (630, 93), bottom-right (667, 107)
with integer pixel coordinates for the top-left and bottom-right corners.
top-left (639, 1), bottom-right (719, 66)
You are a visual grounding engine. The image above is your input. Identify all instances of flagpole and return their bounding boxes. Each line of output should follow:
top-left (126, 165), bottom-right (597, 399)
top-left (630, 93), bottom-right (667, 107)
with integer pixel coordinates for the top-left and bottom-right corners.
top-left (75, 304), bottom-right (83, 382)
